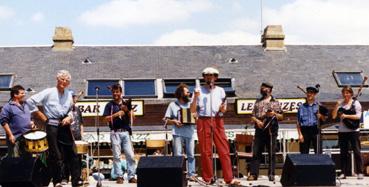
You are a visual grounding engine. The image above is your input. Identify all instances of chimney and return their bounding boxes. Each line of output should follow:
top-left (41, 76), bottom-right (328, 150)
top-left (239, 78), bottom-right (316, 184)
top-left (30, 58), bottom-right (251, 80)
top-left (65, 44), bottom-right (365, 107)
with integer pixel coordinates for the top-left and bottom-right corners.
top-left (261, 25), bottom-right (286, 51)
top-left (52, 27), bottom-right (74, 51)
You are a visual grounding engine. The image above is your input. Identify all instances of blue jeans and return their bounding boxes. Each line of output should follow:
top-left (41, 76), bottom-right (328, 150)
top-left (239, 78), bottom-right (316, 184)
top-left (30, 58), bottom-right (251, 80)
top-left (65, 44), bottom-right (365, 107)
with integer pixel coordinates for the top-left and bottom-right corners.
top-left (172, 135), bottom-right (196, 177)
top-left (111, 131), bottom-right (136, 179)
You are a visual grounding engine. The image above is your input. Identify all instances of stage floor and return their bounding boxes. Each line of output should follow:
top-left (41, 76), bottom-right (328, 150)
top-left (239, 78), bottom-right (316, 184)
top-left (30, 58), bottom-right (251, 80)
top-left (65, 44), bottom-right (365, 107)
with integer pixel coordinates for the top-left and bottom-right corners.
top-left (49, 175), bottom-right (369, 187)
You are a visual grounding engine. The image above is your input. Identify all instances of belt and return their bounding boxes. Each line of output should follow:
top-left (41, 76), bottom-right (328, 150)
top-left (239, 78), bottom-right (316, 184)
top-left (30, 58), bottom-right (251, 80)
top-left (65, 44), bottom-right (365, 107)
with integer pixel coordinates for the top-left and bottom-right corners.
top-left (47, 119), bottom-right (61, 126)
top-left (112, 128), bottom-right (128, 133)
top-left (301, 125), bottom-right (318, 128)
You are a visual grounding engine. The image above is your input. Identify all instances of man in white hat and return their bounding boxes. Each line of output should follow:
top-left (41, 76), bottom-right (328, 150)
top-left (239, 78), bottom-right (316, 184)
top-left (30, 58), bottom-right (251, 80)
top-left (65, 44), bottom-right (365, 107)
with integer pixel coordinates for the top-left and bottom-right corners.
top-left (190, 67), bottom-right (240, 185)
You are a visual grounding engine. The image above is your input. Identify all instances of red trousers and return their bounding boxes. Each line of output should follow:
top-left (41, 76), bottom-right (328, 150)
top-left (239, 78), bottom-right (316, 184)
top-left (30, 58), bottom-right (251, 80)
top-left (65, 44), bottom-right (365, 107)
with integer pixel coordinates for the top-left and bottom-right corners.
top-left (196, 117), bottom-right (233, 183)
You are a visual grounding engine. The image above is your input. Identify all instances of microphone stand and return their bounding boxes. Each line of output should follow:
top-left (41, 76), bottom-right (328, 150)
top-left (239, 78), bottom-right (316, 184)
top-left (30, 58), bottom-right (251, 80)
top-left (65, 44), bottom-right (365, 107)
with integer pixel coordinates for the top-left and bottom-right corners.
top-left (163, 119), bottom-right (168, 156)
top-left (316, 85), bottom-right (321, 155)
top-left (263, 115), bottom-right (276, 183)
top-left (209, 82), bottom-right (219, 186)
top-left (95, 87), bottom-right (102, 187)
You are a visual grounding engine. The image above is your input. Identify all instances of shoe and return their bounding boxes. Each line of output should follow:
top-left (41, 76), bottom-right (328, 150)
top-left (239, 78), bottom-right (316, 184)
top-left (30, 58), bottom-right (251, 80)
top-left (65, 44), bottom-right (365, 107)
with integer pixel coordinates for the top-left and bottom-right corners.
top-left (129, 177), bottom-right (137, 183)
top-left (338, 174), bottom-right (346, 179)
top-left (204, 178), bottom-right (216, 185)
top-left (358, 173), bottom-right (364, 180)
top-left (247, 175), bottom-right (257, 181)
top-left (116, 177), bottom-right (124, 184)
top-left (269, 175), bottom-right (275, 181)
top-left (188, 176), bottom-right (196, 182)
top-left (72, 180), bottom-right (84, 187)
top-left (226, 179), bottom-right (241, 185)
top-left (61, 179), bottom-right (68, 185)
top-left (54, 183), bottom-right (63, 187)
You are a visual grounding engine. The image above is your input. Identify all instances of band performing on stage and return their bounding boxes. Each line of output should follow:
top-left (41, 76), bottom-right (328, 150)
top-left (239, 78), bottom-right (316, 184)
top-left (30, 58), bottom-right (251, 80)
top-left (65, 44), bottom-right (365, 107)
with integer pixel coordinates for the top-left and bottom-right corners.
top-left (0, 67), bottom-right (368, 187)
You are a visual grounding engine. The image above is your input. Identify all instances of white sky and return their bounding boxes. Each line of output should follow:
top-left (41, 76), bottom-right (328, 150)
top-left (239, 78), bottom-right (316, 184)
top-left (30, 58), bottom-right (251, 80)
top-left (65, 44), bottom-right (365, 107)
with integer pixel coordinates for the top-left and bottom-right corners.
top-left (0, 0), bottom-right (368, 46)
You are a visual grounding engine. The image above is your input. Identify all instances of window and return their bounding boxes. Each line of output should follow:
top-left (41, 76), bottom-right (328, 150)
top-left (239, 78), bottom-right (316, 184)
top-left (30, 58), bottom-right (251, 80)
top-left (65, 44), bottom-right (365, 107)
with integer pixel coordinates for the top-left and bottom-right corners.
top-left (0, 74), bottom-right (14, 91)
top-left (333, 71), bottom-right (368, 87)
top-left (124, 79), bottom-right (156, 97)
top-left (200, 78), bottom-right (236, 96)
top-left (86, 80), bottom-right (120, 97)
top-left (163, 79), bottom-right (196, 98)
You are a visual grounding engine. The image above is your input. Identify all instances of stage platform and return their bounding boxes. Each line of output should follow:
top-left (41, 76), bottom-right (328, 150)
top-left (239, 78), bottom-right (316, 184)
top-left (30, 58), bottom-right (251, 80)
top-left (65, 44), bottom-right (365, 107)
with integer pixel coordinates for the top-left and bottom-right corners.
top-left (48, 175), bottom-right (369, 187)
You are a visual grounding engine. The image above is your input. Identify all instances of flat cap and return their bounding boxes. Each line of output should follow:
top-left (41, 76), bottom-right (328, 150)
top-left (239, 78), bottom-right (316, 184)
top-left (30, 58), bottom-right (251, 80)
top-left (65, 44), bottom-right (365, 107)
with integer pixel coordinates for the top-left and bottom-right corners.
top-left (202, 67), bottom-right (219, 75)
top-left (261, 82), bottom-right (273, 89)
top-left (306, 86), bottom-right (319, 93)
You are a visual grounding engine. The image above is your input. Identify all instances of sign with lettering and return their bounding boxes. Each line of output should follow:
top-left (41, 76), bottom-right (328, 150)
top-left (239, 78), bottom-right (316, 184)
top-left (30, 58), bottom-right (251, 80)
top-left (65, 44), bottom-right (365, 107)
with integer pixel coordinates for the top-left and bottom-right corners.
top-left (236, 98), bottom-right (305, 114)
top-left (76, 100), bottom-right (144, 117)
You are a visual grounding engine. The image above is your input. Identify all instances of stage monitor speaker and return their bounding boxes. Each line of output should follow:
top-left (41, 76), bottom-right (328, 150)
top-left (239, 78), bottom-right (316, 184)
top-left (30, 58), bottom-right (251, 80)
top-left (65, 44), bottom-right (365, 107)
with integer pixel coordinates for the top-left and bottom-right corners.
top-left (137, 156), bottom-right (186, 187)
top-left (281, 154), bottom-right (336, 186)
top-left (0, 156), bottom-right (46, 187)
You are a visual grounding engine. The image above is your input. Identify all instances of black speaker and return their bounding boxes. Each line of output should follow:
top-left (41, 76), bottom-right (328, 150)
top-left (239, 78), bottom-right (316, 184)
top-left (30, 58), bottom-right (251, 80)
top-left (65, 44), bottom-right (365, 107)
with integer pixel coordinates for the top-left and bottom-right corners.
top-left (281, 154), bottom-right (336, 186)
top-left (0, 156), bottom-right (47, 187)
top-left (137, 156), bottom-right (186, 187)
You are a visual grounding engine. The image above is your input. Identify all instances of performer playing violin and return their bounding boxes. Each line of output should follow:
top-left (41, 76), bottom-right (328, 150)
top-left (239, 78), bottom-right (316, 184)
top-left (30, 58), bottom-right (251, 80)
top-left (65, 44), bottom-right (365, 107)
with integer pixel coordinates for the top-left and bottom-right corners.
top-left (247, 82), bottom-right (283, 182)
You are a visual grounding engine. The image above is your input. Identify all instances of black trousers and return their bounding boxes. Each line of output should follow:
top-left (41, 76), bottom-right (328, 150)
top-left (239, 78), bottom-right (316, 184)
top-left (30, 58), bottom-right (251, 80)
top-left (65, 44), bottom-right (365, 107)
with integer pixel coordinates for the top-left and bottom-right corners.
top-left (249, 128), bottom-right (277, 177)
top-left (47, 125), bottom-right (81, 186)
top-left (62, 140), bottom-right (82, 184)
top-left (338, 132), bottom-right (363, 175)
top-left (299, 126), bottom-right (320, 154)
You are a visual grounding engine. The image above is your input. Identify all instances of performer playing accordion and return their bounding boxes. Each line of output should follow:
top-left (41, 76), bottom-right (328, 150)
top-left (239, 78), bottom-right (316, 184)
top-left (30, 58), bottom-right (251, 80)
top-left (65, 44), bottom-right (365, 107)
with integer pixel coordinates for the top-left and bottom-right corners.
top-left (164, 83), bottom-right (196, 181)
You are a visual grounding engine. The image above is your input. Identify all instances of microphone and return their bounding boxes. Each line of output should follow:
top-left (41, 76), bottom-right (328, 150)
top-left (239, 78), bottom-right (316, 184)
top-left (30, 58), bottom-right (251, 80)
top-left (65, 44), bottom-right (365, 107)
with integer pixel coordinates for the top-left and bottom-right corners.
top-left (206, 81), bottom-right (214, 89)
top-left (95, 86), bottom-right (100, 91)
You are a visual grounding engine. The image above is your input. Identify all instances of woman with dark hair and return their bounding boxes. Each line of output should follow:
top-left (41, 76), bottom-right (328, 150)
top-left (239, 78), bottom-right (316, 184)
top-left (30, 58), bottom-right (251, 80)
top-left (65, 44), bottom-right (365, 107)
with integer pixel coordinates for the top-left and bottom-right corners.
top-left (332, 86), bottom-right (363, 179)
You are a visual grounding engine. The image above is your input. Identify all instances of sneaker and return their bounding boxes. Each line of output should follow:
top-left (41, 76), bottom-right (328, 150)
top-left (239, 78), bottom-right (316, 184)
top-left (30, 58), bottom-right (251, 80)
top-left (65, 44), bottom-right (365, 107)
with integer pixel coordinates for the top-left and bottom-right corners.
top-left (54, 183), bottom-right (63, 187)
top-left (247, 175), bottom-right (257, 181)
top-left (357, 173), bottom-right (364, 180)
top-left (269, 175), bottom-right (275, 181)
top-left (338, 174), bottom-right (346, 179)
top-left (116, 177), bottom-right (124, 184)
top-left (129, 177), bottom-right (137, 183)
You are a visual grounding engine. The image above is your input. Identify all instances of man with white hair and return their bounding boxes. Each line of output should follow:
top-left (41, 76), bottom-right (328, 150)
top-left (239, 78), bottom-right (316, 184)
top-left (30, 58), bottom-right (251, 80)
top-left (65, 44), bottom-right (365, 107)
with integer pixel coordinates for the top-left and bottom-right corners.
top-left (27, 70), bottom-right (83, 187)
top-left (190, 67), bottom-right (240, 185)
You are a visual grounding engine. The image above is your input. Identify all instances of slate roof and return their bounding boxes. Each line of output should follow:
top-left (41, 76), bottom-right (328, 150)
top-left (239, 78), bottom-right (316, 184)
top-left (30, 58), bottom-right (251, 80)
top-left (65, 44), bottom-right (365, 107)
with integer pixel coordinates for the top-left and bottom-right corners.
top-left (0, 45), bottom-right (369, 104)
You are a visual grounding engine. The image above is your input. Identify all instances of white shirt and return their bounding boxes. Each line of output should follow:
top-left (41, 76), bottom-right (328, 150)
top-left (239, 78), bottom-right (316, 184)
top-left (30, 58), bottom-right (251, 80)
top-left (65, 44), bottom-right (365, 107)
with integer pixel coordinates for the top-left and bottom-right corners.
top-left (27, 87), bottom-right (73, 119)
top-left (196, 86), bottom-right (226, 117)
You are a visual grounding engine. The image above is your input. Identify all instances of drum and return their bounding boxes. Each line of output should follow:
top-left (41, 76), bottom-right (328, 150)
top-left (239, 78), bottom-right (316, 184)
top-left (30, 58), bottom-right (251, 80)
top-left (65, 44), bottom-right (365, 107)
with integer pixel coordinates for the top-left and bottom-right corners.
top-left (75, 140), bottom-right (89, 154)
top-left (178, 108), bottom-right (196, 124)
top-left (23, 130), bottom-right (48, 153)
